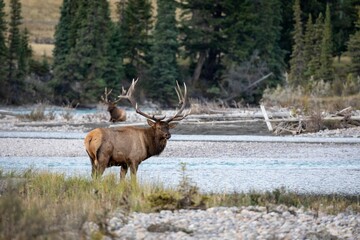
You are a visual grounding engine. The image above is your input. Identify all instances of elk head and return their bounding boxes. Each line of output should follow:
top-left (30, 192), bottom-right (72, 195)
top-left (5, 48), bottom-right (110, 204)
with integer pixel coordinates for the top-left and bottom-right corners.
top-left (119, 78), bottom-right (191, 141)
top-left (101, 87), bottom-right (126, 122)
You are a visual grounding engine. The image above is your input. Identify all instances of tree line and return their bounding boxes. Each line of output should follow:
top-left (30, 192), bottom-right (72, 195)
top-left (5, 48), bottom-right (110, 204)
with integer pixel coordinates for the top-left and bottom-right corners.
top-left (0, 0), bottom-right (360, 107)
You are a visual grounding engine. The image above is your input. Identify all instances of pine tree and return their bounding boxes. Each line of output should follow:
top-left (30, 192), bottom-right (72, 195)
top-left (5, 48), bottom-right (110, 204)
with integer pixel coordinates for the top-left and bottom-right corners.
top-left (52, 0), bottom-right (82, 103)
top-left (65, 0), bottom-right (112, 103)
top-left (304, 13), bottom-right (326, 82)
top-left (319, 4), bottom-right (334, 82)
top-left (52, 0), bottom-right (113, 103)
top-left (120, 0), bottom-right (153, 80)
top-left (304, 14), bottom-right (314, 79)
top-left (149, 0), bottom-right (179, 105)
top-left (309, 13), bottom-right (324, 81)
top-left (103, 22), bottom-right (125, 92)
top-left (7, 0), bottom-right (22, 104)
top-left (289, 0), bottom-right (305, 87)
top-left (252, 0), bottom-right (285, 87)
top-left (0, 0), bottom-right (7, 101)
top-left (347, 7), bottom-right (360, 76)
top-left (18, 28), bottom-right (32, 79)
top-left (179, 0), bottom-right (228, 89)
top-left (53, 0), bottom-right (81, 67)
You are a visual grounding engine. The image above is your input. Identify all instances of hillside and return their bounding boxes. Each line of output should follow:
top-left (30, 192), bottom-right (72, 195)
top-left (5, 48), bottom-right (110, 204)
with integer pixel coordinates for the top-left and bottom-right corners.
top-left (4, 0), bottom-right (121, 57)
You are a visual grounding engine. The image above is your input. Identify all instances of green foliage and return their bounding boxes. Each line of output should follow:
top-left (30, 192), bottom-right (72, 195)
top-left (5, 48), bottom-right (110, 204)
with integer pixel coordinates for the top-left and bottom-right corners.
top-left (2, 0), bottom-right (360, 106)
top-left (6, 0), bottom-right (23, 104)
top-left (179, 0), bottom-right (226, 88)
top-left (120, 0), bottom-right (153, 80)
top-left (319, 4), bottom-right (334, 82)
top-left (289, 0), bottom-right (305, 87)
top-left (148, 0), bottom-right (179, 105)
top-left (306, 13), bottom-right (324, 82)
top-left (18, 28), bottom-right (32, 79)
top-left (103, 22), bottom-right (125, 92)
top-left (52, 0), bottom-right (82, 104)
top-left (347, 7), bottom-right (360, 76)
top-left (53, 0), bottom-right (113, 104)
top-left (0, 0), bottom-right (7, 101)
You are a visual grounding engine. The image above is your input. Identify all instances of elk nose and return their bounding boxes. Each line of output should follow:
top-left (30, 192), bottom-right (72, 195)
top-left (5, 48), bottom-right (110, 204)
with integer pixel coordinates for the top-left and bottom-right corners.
top-left (165, 133), bottom-right (171, 139)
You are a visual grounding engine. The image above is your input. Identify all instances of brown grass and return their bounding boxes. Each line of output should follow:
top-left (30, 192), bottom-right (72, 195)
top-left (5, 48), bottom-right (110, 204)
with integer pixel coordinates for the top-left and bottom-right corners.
top-left (30, 43), bottom-right (54, 57)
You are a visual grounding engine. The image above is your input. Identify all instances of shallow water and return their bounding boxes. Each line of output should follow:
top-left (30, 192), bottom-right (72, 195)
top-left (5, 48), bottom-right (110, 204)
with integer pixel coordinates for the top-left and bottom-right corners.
top-left (1, 155), bottom-right (359, 195)
top-left (2, 131), bottom-right (360, 143)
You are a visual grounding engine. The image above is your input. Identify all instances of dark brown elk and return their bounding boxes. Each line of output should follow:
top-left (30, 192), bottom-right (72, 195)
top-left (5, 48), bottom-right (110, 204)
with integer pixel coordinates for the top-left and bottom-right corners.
top-left (85, 79), bottom-right (191, 180)
top-left (101, 88), bottom-right (126, 122)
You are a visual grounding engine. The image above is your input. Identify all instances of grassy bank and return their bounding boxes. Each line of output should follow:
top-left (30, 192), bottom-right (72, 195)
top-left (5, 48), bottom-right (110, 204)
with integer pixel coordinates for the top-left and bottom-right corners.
top-left (0, 167), bottom-right (359, 239)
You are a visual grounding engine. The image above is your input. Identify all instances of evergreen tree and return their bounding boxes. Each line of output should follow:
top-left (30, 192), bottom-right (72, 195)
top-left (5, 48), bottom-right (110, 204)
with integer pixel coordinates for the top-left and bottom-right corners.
top-left (224, 0), bottom-right (257, 63)
top-left (52, 0), bottom-right (113, 103)
top-left (252, 0), bottom-right (285, 87)
top-left (52, 0), bottom-right (82, 103)
top-left (149, 0), bottom-right (179, 105)
top-left (347, 6), bottom-right (360, 76)
top-left (319, 4), bottom-right (334, 82)
top-left (222, 0), bottom-right (285, 103)
top-left (7, 0), bottom-right (22, 104)
top-left (0, 0), bottom-right (7, 101)
top-left (332, 0), bottom-right (357, 60)
top-left (179, 0), bottom-right (227, 89)
top-left (18, 28), bottom-right (32, 79)
top-left (120, 0), bottom-right (153, 80)
top-left (103, 22), bottom-right (125, 92)
top-left (304, 14), bottom-right (315, 79)
top-left (304, 13), bottom-right (324, 81)
top-left (66, 0), bottom-right (112, 103)
top-left (289, 0), bottom-right (306, 87)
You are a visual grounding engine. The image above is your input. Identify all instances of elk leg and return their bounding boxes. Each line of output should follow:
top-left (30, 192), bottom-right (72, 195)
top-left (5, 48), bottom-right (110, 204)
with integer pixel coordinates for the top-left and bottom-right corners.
top-left (129, 164), bottom-right (138, 182)
top-left (120, 164), bottom-right (128, 181)
top-left (92, 152), bottom-right (109, 179)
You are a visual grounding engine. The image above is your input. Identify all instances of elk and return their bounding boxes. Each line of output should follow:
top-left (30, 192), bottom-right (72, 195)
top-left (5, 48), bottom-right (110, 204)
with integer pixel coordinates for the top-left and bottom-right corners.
top-left (84, 79), bottom-right (191, 180)
top-left (101, 87), bottom-right (126, 122)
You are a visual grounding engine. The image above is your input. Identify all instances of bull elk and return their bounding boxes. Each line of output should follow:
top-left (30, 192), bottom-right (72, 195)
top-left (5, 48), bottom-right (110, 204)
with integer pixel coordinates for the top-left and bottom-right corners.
top-left (101, 87), bottom-right (126, 122)
top-left (84, 79), bottom-right (191, 180)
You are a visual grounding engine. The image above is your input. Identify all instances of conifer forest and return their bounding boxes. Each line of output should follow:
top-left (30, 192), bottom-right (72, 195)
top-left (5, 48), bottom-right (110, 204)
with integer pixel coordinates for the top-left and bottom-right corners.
top-left (0, 0), bottom-right (360, 107)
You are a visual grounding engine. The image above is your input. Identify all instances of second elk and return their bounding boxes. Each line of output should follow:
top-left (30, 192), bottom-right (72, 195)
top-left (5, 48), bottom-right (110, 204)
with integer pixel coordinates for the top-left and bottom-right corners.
top-left (101, 87), bottom-right (126, 122)
top-left (84, 79), bottom-right (191, 180)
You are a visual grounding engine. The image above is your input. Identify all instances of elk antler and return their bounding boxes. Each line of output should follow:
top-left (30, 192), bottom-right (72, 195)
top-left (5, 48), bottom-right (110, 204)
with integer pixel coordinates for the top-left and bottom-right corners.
top-left (165, 81), bottom-right (191, 123)
top-left (101, 87), bottom-right (113, 103)
top-left (119, 78), bottom-right (165, 121)
top-left (101, 87), bottom-right (122, 104)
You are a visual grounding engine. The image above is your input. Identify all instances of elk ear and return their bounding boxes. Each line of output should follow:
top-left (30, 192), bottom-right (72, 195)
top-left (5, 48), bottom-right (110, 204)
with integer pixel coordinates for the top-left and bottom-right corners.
top-left (169, 123), bottom-right (177, 129)
top-left (147, 119), bottom-right (156, 127)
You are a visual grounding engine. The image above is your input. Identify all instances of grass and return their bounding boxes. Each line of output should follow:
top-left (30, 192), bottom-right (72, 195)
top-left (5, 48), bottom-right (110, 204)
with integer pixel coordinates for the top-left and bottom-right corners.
top-left (0, 166), bottom-right (359, 239)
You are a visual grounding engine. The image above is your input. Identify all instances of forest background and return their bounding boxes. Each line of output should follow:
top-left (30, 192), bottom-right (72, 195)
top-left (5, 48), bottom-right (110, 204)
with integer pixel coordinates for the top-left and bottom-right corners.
top-left (0, 0), bottom-right (360, 109)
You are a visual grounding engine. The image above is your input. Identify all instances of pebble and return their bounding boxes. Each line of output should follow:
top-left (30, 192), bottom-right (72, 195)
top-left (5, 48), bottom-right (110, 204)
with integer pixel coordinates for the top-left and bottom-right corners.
top-left (82, 205), bottom-right (360, 239)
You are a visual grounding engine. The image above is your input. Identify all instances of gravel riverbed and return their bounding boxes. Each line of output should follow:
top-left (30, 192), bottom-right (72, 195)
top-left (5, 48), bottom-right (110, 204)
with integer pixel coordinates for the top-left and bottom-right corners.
top-left (83, 205), bottom-right (360, 239)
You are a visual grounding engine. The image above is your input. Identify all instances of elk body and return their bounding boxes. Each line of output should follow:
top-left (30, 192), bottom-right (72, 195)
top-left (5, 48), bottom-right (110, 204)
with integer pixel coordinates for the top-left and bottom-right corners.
top-left (85, 79), bottom-right (190, 180)
top-left (101, 88), bottom-right (126, 122)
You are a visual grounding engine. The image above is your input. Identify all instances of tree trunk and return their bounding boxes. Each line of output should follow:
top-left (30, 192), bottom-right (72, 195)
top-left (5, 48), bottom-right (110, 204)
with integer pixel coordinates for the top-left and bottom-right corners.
top-left (192, 51), bottom-right (206, 86)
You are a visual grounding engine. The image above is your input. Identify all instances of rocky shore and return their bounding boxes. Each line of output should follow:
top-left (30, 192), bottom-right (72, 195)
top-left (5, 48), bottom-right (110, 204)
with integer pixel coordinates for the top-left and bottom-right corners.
top-left (83, 205), bottom-right (360, 239)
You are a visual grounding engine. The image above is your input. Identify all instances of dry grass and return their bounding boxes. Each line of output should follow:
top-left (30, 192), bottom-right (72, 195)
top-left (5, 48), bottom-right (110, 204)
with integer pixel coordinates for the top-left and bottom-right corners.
top-left (30, 43), bottom-right (54, 58)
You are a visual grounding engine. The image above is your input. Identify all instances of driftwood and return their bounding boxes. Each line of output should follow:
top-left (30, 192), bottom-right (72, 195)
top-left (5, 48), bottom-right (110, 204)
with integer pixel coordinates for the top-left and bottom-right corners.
top-left (260, 106), bottom-right (360, 135)
top-left (0, 110), bottom-right (19, 117)
top-left (260, 105), bottom-right (273, 131)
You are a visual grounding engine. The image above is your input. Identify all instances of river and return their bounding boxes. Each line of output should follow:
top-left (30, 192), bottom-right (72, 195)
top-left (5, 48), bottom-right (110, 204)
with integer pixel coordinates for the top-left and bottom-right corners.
top-left (0, 131), bottom-right (360, 195)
